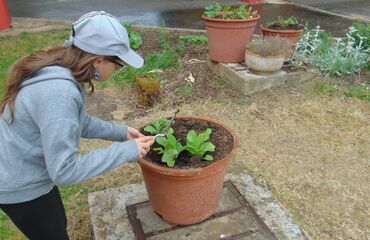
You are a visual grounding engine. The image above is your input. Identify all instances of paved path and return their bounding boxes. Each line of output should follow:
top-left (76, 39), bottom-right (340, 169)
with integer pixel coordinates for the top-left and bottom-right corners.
top-left (284, 0), bottom-right (369, 22)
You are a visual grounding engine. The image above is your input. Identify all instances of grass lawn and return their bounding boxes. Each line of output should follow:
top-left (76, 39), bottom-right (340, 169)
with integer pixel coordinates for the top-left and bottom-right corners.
top-left (0, 28), bottom-right (369, 240)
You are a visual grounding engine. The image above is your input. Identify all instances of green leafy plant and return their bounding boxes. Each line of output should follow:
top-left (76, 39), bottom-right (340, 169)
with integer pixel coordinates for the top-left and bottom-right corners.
top-left (348, 23), bottom-right (370, 50)
top-left (266, 16), bottom-right (301, 29)
top-left (204, 3), bottom-right (258, 20)
top-left (144, 119), bottom-right (171, 135)
top-left (291, 26), bottom-right (369, 76)
top-left (247, 37), bottom-right (292, 56)
top-left (185, 128), bottom-right (215, 161)
top-left (154, 129), bottom-right (185, 167)
top-left (159, 20), bottom-right (170, 50)
top-left (177, 34), bottom-right (208, 55)
top-left (179, 35), bottom-right (208, 46)
top-left (153, 127), bottom-right (216, 167)
top-left (124, 24), bottom-right (143, 49)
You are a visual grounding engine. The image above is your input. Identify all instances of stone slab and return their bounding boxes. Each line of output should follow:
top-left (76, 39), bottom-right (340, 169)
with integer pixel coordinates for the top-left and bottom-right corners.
top-left (88, 172), bottom-right (308, 240)
top-left (208, 61), bottom-right (322, 95)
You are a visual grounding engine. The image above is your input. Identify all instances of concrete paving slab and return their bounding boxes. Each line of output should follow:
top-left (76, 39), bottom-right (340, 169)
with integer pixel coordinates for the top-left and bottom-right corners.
top-left (208, 61), bottom-right (323, 95)
top-left (88, 171), bottom-right (308, 240)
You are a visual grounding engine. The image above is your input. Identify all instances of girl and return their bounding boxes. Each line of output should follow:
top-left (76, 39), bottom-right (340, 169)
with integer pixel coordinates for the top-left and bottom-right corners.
top-left (0, 11), bottom-right (154, 239)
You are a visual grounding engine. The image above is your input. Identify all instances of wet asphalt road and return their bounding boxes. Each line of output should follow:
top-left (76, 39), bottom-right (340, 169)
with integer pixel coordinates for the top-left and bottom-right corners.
top-left (7, 0), bottom-right (367, 37)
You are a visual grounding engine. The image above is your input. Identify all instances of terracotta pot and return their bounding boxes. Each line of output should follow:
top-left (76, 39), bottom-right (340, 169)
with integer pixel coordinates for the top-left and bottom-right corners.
top-left (245, 49), bottom-right (285, 74)
top-left (260, 25), bottom-right (304, 46)
top-left (202, 15), bottom-right (260, 63)
top-left (138, 116), bottom-right (237, 225)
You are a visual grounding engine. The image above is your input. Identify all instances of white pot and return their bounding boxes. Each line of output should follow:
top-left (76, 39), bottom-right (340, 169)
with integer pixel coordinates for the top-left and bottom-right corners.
top-left (245, 49), bottom-right (285, 74)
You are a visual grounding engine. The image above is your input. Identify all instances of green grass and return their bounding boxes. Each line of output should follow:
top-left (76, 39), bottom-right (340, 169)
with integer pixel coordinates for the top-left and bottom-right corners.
top-left (0, 30), bottom-right (70, 99)
top-left (113, 49), bottom-right (180, 85)
top-left (345, 84), bottom-right (370, 102)
top-left (177, 86), bottom-right (192, 96)
top-left (0, 210), bottom-right (12, 239)
top-left (314, 80), bottom-right (370, 102)
top-left (314, 81), bottom-right (340, 96)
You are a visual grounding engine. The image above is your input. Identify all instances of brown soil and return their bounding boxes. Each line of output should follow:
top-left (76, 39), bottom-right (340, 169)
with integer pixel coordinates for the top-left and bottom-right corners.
top-left (145, 119), bottom-right (233, 168)
top-left (265, 24), bottom-right (304, 31)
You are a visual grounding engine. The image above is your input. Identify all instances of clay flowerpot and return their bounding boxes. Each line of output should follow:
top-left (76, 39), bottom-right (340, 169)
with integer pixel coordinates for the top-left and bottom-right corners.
top-left (138, 116), bottom-right (237, 225)
top-left (245, 49), bottom-right (285, 74)
top-left (202, 14), bottom-right (260, 63)
top-left (260, 25), bottom-right (304, 46)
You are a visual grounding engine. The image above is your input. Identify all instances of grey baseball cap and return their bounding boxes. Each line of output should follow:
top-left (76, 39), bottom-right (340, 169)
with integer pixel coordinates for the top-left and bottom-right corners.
top-left (64, 11), bottom-right (143, 68)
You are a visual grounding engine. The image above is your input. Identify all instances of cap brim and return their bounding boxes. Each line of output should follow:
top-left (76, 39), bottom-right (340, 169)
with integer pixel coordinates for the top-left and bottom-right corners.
top-left (118, 48), bottom-right (144, 68)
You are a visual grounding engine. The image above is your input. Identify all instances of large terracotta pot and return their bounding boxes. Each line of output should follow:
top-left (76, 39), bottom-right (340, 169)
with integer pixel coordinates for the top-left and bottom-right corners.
top-left (245, 49), bottom-right (285, 74)
top-left (202, 15), bottom-right (260, 63)
top-left (138, 116), bottom-right (237, 225)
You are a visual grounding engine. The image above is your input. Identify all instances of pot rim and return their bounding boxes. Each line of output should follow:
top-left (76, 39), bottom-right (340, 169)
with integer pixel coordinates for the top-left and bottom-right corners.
top-left (138, 115), bottom-right (238, 177)
top-left (245, 49), bottom-right (286, 59)
top-left (260, 24), bottom-right (304, 34)
top-left (202, 14), bottom-right (260, 23)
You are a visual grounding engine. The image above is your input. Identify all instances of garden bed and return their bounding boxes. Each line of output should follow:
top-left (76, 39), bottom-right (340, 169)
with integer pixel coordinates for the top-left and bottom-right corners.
top-left (0, 26), bottom-right (369, 240)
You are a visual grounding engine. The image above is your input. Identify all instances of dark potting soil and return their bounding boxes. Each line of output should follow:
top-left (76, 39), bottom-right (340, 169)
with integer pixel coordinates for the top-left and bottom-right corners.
top-left (144, 119), bottom-right (234, 169)
top-left (265, 24), bottom-right (304, 31)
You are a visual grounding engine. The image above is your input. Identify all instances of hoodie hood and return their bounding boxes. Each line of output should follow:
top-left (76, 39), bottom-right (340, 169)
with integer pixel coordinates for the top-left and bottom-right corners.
top-left (20, 65), bottom-right (83, 93)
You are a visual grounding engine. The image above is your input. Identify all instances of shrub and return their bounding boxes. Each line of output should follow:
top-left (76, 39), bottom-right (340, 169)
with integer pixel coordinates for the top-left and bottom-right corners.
top-left (204, 3), bottom-right (258, 19)
top-left (291, 26), bottom-right (369, 76)
top-left (247, 37), bottom-right (292, 56)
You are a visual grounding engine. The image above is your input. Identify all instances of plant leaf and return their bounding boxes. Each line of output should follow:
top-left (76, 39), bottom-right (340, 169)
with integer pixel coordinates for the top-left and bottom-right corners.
top-left (144, 125), bottom-right (157, 134)
top-left (162, 149), bottom-right (178, 167)
top-left (187, 130), bottom-right (197, 144)
top-left (202, 142), bottom-right (216, 153)
top-left (203, 155), bottom-right (214, 161)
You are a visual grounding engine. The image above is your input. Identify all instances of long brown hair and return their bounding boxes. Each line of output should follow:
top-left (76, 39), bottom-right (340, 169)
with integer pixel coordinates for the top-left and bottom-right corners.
top-left (0, 45), bottom-right (99, 123)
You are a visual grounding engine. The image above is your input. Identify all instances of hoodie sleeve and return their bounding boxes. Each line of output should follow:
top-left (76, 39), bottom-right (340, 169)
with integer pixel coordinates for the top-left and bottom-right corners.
top-left (36, 82), bottom-right (140, 185)
top-left (40, 119), bottom-right (139, 185)
top-left (81, 114), bottom-right (128, 142)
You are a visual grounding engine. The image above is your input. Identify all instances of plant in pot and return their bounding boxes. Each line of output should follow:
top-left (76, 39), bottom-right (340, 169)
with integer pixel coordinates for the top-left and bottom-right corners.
top-left (202, 2), bottom-right (260, 63)
top-left (245, 36), bottom-right (292, 74)
top-left (139, 115), bottom-right (237, 225)
top-left (261, 16), bottom-right (304, 57)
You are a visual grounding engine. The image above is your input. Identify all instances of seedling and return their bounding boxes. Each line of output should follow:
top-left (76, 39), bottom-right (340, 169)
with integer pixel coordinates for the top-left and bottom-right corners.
top-left (154, 129), bottom-right (185, 167)
top-left (144, 119), bottom-right (171, 135)
top-left (266, 16), bottom-right (300, 28)
top-left (185, 128), bottom-right (215, 161)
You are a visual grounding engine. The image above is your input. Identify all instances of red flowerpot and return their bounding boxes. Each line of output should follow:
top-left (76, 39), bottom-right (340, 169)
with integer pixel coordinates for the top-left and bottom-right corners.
top-left (202, 14), bottom-right (260, 63)
top-left (0, 0), bottom-right (11, 31)
top-left (138, 116), bottom-right (238, 225)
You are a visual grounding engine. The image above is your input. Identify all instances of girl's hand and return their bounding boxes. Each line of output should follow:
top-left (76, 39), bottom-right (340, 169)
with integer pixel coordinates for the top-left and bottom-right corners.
top-left (127, 127), bottom-right (145, 140)
top-left (134, 136), bottom-right (155, 159)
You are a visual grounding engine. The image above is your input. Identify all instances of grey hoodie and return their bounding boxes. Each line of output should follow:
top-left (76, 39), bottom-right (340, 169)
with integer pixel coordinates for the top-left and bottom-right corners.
top-left (0, 66), bottom-right (140, 204)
